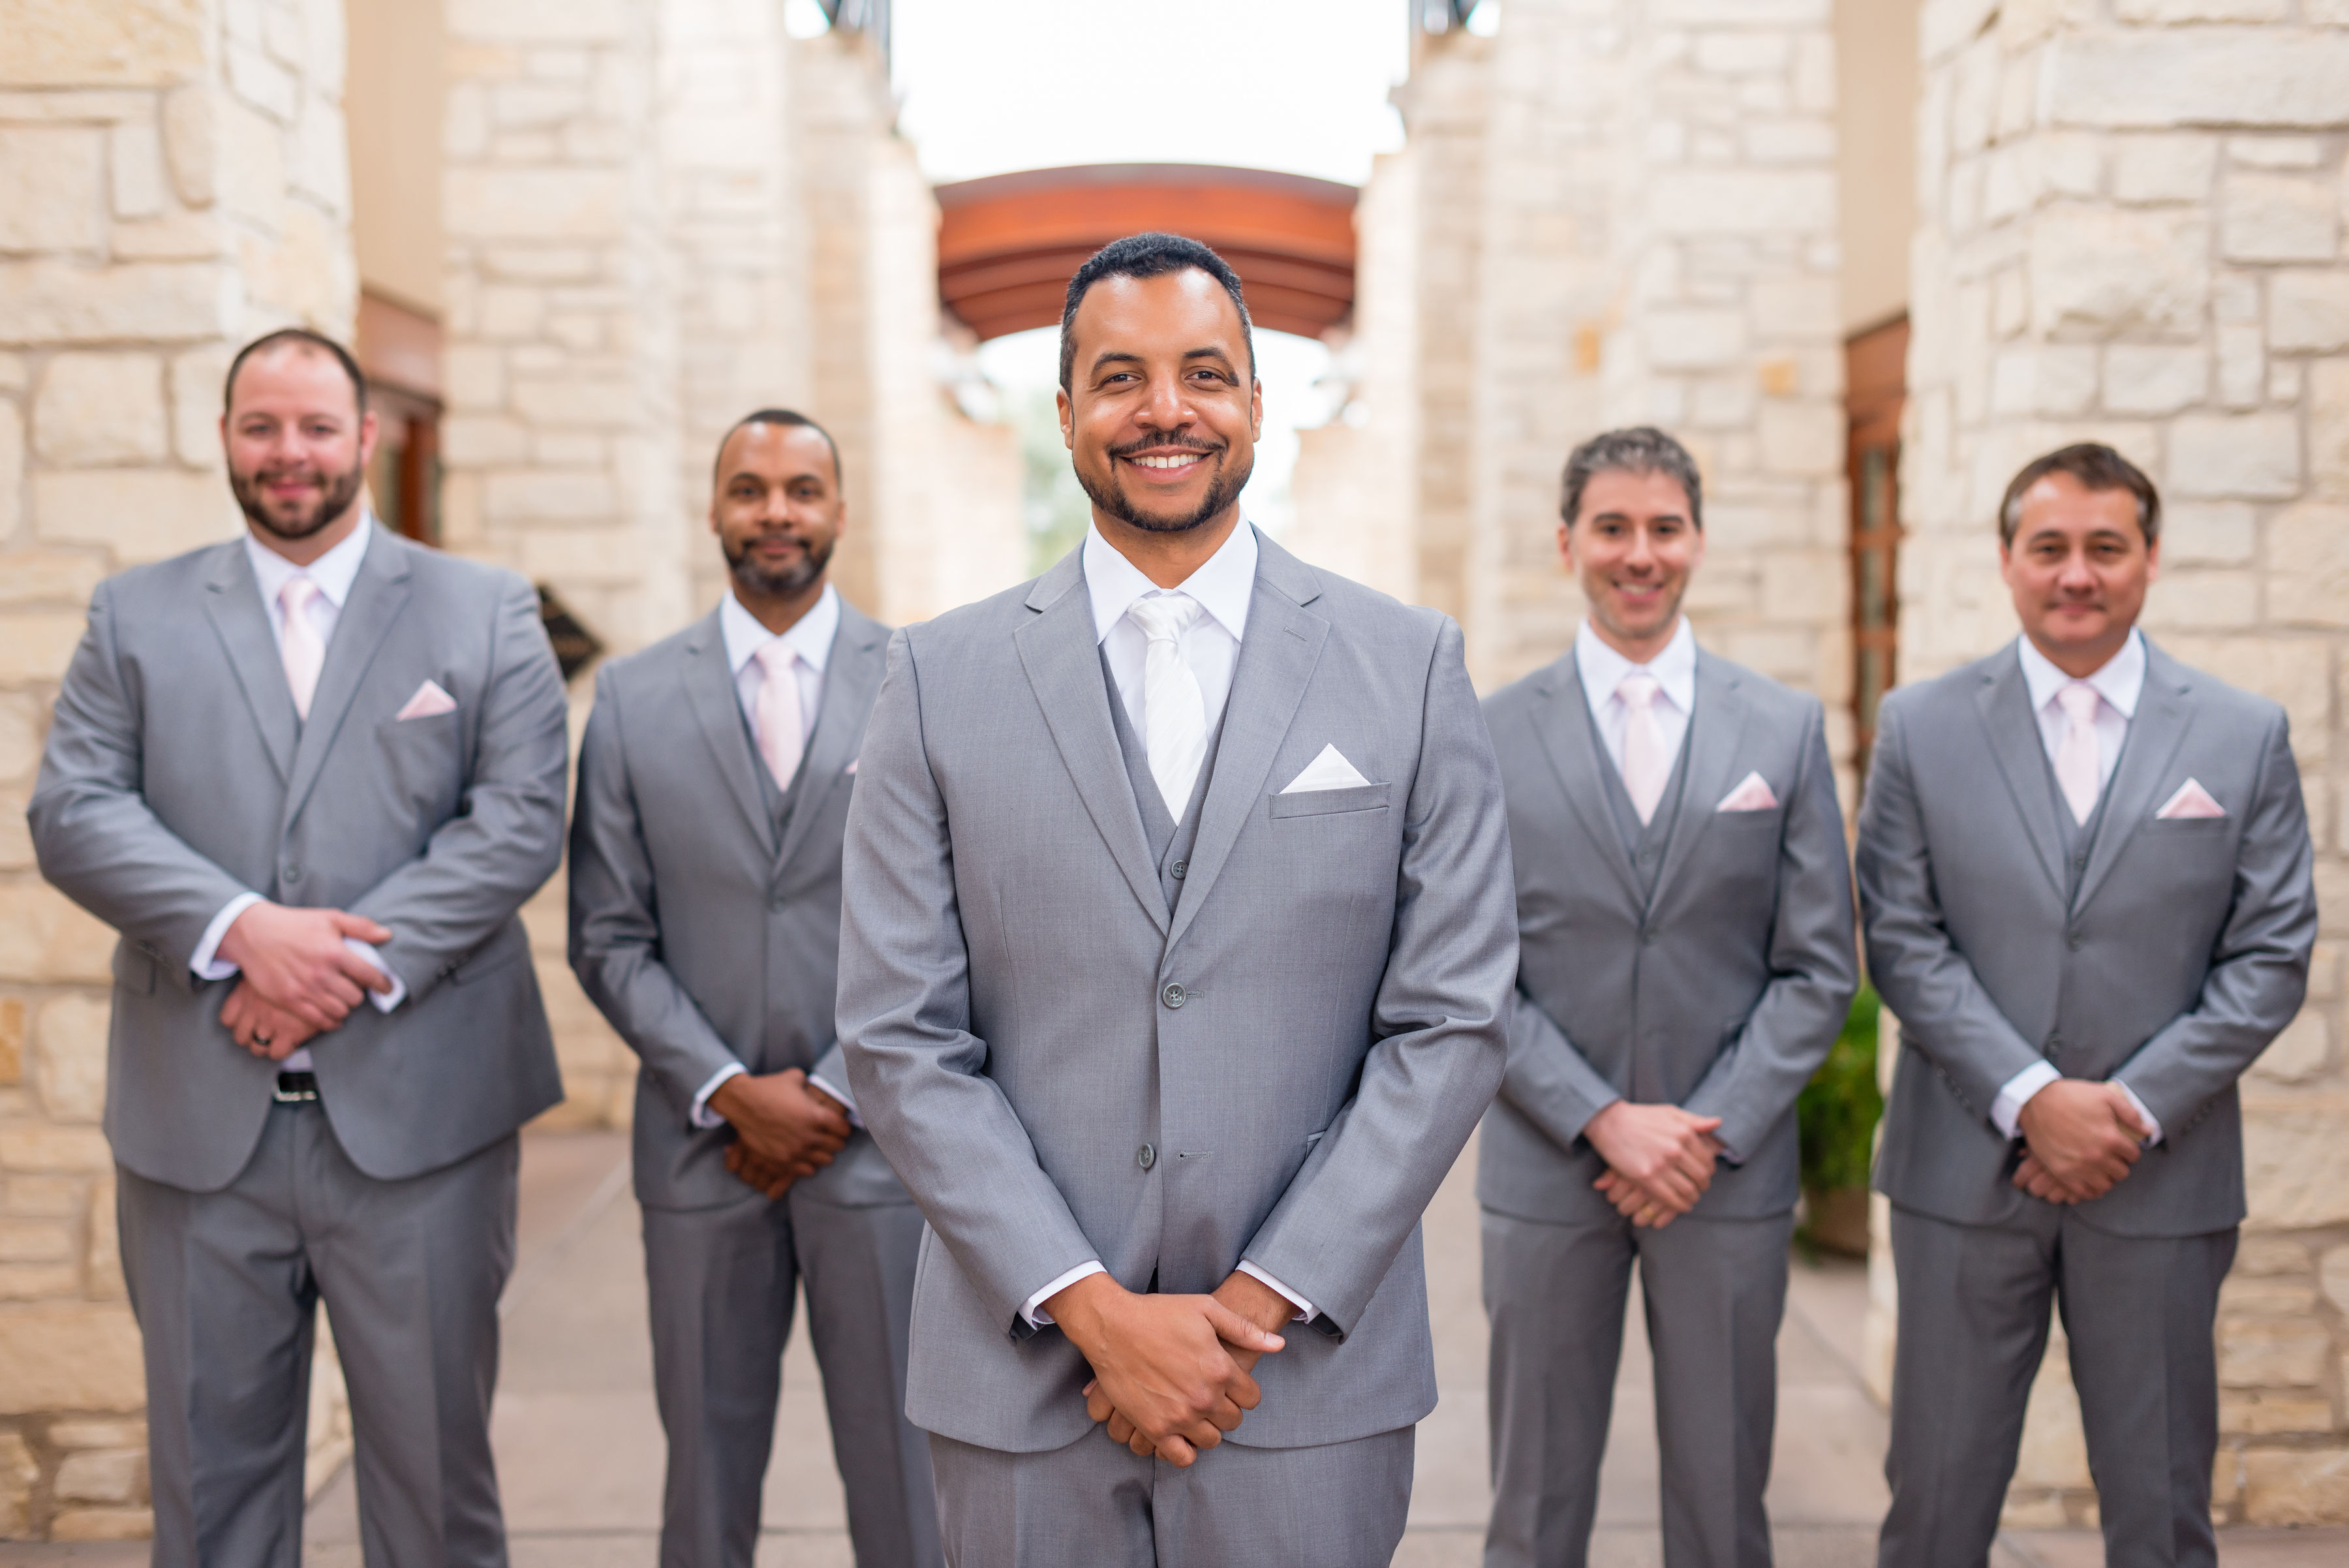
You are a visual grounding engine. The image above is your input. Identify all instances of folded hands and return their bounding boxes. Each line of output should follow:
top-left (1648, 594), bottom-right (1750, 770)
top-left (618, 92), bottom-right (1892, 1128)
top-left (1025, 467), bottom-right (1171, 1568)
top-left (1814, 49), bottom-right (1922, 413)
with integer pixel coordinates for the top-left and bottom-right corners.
top-left (1052, 1268), bottom-right (1290, 1467)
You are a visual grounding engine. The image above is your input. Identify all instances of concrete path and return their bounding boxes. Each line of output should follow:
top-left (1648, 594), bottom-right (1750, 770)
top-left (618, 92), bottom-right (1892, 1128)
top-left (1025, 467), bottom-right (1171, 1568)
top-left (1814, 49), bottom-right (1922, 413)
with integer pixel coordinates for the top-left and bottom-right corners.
top-left (8, 1127), bottom-right (2343, 1565)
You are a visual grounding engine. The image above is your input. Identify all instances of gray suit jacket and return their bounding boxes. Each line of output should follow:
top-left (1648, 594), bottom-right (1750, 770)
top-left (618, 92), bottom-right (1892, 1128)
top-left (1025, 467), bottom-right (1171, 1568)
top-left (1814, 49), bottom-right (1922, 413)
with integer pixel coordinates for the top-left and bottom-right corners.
top-left (1858, 638), bottom-right (2316, 1237)
top-left (837, 530), bottom-right (1517, 1454)
top-left (568, 596), bottom-right (908, 1212)
top-left (1478, 647), bottom-right (1857, 1224)
top-left (29, 529), bottom-right (570, 1191)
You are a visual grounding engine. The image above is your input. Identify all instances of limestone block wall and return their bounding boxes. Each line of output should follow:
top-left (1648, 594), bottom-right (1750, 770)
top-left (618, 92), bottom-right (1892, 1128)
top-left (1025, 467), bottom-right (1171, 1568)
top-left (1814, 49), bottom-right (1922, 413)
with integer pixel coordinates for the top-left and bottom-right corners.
top-left (0, 0), bottom-right (360, 1539)
top-left (1886, 0), bottom-right (2349, 1528)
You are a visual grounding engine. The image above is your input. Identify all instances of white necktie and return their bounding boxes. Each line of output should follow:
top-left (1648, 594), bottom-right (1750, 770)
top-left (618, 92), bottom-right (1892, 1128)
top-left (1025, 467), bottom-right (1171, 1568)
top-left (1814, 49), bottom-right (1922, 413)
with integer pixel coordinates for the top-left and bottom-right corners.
top-left (1128, 594), bottom-right (1208, 818)
top-left (753, 641), bottom-right (805, 792)
top-left (279, 577), bottom-right (324, 720)
top-left (2055, 681), bottom-right (2102, 825)
top-left (1618, 671), bottom-right (1667, 825)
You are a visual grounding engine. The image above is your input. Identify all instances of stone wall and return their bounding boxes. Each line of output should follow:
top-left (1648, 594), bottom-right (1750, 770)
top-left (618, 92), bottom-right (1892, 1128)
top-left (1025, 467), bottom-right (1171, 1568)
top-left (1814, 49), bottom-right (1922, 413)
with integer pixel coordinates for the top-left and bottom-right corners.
top-left (1885, 0), bottom-right (2349, 1529)
top-left (0, 0), bottom-right (361, 1539)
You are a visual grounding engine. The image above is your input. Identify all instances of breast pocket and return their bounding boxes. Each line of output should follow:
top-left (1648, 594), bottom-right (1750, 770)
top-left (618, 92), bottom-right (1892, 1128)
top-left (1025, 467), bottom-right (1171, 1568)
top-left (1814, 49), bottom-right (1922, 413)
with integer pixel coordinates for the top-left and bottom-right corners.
top-left (375, 709), bottom-right (466, 820)
top-left (1267, 782), bottom-right (1392, 820)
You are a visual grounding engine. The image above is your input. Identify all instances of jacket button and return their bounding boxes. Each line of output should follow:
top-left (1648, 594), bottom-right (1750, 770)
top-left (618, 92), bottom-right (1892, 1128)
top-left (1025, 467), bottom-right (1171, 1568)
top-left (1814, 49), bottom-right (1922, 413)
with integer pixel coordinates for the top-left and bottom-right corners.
top-left (2066, 932), bottom-right (2083, 951)
top-left (2047, 1035), bottom-right (2064, 1058)
top-left (1161, 983), bottom-right (1186, 1009)
top-left (1171, 860), bottom-right (1187, 879)
top-left (1137, 1143), bottom-right (1157, 1171)
top-left (283, 863), bottom-right (301, 884)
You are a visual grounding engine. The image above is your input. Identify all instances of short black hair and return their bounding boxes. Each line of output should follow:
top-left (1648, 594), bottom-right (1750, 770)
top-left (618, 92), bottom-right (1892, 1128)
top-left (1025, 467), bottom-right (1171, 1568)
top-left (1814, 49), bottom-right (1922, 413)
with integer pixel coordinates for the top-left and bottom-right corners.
top-left (1561, 426), bottom-right (1704, 530)
top-left (1998, 442), bottom-right (2160, 547)
top-left (223, 328), bottom-right (368, 417)
top-left (714, 407), bottom-right (843, 490)
top-left (1058, 232), bottom-right (1257, 393)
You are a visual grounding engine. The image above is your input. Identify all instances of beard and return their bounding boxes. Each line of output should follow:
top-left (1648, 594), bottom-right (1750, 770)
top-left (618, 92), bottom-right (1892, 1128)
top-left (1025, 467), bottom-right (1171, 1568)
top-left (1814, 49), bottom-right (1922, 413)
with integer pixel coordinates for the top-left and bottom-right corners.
top-left (1077, 438), bottom-right (1253, 535)
top-left (726, 530), bottom-right (835, 598)
top-left (228, 457), bottom-right (367, 544)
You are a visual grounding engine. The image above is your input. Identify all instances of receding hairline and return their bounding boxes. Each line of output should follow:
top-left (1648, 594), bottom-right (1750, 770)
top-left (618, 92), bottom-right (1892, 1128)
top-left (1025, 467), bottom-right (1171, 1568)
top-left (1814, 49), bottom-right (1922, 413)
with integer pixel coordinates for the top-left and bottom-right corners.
top-left (224, 337), bottom-right (364, 418)
top-left (713, 412), bottom-right (842, 489)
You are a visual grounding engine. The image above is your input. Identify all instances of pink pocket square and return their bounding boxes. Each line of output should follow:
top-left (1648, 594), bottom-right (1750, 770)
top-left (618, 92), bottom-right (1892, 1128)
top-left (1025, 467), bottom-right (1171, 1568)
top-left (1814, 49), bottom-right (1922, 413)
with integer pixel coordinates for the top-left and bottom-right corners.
top-left (844, 758), bottom-right (859, 775)
top-left (2157, 778), bottom-right (2226, 820)
top-left (1715, 771), bottom-right (1779, 812)
top-left (395, 680), bottom-right (457, 721)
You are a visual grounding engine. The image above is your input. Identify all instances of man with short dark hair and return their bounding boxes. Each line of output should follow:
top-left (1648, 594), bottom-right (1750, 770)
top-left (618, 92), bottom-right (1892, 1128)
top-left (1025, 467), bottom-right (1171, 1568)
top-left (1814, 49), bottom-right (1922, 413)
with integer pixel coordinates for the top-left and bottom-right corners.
top-left (31, 330), bottom-right (570, 1565)
top-left (1479, 425), bottom-right (1856, 1568)
top-left (1860, 443), bottom-right (2317, 1568)
top-left (837, 232), bottom-right (1517, 1565)
top-left (569, 409), bottom-right (939, 1568)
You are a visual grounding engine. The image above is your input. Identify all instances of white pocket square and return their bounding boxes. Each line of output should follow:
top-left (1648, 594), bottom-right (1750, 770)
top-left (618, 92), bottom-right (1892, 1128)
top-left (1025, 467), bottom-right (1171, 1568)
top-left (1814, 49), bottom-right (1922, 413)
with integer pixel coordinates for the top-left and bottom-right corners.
top-left (395, 680), bottom-right (457, 721)
top-left (2157, 778), bottom-right (2226, 820)
top-left (844, 758), bottom-right (858, 775)
top-left (1280, 743), bottom-right (1374, 794)
top-left (1715, 771), bottom-right (1779, 812)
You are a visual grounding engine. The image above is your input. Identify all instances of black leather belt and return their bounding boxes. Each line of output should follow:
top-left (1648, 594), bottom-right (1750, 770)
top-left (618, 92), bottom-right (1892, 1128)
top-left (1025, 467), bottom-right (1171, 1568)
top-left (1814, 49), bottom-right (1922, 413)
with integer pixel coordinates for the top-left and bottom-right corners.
top-left (273, 1071), bottom-right (319, 1103)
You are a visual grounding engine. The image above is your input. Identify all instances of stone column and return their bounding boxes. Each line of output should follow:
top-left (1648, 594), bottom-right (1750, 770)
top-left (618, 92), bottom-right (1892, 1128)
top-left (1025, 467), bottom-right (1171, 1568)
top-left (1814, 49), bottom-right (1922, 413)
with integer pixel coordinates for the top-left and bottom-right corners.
top-left (1892, 0), bottom-right (2349, 1528)
top-left (0, 0), bottom-right (360, 1541)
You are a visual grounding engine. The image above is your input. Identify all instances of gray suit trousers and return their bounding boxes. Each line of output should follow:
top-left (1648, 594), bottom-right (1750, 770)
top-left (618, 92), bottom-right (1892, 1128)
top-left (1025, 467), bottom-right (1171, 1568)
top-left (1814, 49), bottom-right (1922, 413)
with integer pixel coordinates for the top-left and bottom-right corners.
top-left (1878, 1204), bottom-right (2235, 1568)
top-left (117, 1101), bottom-right (517, 1568)
top-left (641, 1186), bottom-right (939, 1568)
top-left (927, 1422), bottom-right (1413, 1568)
top-left (1483, 1207), bottom-right (1791, 1568)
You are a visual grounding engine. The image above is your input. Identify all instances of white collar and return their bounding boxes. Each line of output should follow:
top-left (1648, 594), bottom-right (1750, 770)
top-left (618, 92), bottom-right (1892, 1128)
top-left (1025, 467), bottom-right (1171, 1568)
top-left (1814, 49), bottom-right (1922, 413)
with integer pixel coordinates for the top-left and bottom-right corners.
top-left (2016, 627), bottom-right (2144, 720)
top-left (1082, 519), bottom-right (1259, 647)
top-left (1574, 617), bottom-right (1697, 715)
top-left (721, 581), bottom-right (840, 676)
top-left (243, 513), bottom-right (375, 609)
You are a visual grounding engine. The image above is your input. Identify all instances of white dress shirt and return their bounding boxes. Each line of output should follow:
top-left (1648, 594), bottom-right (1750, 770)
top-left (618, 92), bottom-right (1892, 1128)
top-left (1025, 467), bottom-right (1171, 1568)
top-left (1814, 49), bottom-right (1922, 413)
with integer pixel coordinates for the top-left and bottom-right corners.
top-left (1990, 630), bottom-right (2162, 1145)
top-left (1574, 616), bottom-right (1697, 781)
top-left (189, 519), bottom-right (403, 1070)
top-left (1024, 522), bottom-right (1314, 1331)
top-left (689, 586), bottom-right (855, 1129)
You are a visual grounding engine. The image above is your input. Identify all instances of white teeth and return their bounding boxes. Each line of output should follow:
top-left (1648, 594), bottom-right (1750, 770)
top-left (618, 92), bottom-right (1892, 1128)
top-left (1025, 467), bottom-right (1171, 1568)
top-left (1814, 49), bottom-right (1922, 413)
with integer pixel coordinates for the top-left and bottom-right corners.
top-left (1132, 453), bottom-right (1203, 469)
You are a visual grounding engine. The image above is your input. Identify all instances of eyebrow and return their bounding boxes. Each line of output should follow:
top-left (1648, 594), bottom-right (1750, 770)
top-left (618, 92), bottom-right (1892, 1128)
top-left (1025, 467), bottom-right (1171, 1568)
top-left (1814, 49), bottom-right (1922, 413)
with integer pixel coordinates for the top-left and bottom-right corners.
top-left (1088, 346), bottom-right (1237, 375)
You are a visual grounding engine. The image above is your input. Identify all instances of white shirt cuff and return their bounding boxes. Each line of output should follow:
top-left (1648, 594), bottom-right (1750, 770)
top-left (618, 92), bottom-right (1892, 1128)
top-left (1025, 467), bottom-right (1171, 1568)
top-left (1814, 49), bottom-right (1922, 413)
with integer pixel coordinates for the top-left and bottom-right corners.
top-left (191, 893), bottom-right (265, 978)
top-left (2112, 1079), bottom-right (2163, 1146)
top-left (690, 1062), bottom-right (748, 1130)
top-left (1236, 1260), bottom-right (1317, 1323)
top-left (344, 939), bottom-right (406, 1011)
top-left (1023, 1261), bottom-right (1107, 1327)
top-left (1991, 1060), bottom-right (2063, 1140)
top-left (805, 1072), bottom-right (862, 1127)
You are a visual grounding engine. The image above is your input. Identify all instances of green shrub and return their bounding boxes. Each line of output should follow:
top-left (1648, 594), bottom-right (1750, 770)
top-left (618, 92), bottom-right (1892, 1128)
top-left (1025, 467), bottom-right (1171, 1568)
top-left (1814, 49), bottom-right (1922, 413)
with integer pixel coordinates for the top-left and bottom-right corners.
top-left (1798, 983), bottom-right (1883, 1193)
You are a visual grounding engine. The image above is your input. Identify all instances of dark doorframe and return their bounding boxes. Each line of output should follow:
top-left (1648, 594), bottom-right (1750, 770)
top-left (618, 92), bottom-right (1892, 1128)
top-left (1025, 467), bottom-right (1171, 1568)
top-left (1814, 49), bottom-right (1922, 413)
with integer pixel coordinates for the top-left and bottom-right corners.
top-left (1846, 314), bottom-right (1907, 782)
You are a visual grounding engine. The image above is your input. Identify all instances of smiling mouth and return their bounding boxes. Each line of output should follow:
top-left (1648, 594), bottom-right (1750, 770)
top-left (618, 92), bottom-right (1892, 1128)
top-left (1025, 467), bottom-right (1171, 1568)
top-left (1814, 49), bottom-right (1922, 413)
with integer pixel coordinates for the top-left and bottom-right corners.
top-left (1125, 452), bottom-right (1211, 472)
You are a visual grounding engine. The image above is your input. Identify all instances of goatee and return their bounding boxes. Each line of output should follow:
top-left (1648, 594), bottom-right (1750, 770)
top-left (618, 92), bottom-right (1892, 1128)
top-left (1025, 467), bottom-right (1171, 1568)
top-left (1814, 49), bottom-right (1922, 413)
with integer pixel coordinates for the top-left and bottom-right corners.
top-left (727, 532), bottom-right (835, 598)
top-left (1079, 445), bottom-right (1252, 536)
top-left (230, 462), bottom-right (368, 543)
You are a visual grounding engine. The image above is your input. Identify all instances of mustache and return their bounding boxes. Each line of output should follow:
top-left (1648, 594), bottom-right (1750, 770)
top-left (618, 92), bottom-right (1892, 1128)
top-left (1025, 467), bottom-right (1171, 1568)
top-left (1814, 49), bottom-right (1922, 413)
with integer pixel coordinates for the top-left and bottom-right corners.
top-left (1105, 434), bottom-right (1224, 460)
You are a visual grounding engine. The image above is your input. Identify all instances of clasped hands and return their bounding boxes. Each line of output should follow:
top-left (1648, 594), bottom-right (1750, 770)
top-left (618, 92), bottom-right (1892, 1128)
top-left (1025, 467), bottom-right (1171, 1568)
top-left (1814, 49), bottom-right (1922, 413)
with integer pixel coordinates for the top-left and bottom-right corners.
top-left (1049, 1269), bottom-right (1289, 1468)
top-left (712, 1069), bottom-right (853, 1199)
top-left (2012, 1079), bottom-right (2150, 1205)
top-left (215, 902), bottom-right (395, 1061)
top-left (1584, 1099), bottom-right (1725, 1228)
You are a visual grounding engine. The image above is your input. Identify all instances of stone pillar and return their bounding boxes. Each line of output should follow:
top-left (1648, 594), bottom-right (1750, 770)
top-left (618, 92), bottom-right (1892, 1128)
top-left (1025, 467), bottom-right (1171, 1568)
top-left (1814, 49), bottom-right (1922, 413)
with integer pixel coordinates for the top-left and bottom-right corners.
top-left (0, 0), bottom-right (360, 1541)
top-left (1891, 0), bottom-right (2349, 1528)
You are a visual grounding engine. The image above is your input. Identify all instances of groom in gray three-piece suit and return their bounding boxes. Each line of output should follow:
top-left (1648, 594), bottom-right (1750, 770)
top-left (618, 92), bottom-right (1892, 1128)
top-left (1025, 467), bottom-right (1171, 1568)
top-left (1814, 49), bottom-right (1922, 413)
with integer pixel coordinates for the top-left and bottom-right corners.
top-left (838, 234), bottom-right (1518, 1567)
top-left (568, 410), bottom-right (940, 1568)
top-left (1479, 427), bottom-right (1857, 1568)
top-left (30, 330), bottom-right (570, 1567)
top-left (1860, 444), bottom-right (2316, 1568)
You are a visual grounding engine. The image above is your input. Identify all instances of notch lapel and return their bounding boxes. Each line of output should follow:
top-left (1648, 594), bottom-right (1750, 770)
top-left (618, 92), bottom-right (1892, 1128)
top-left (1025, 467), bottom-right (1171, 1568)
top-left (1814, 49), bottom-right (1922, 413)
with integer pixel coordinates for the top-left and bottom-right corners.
top-left (1165, 534), bottom-right (1329, 955)
top-left (1973, 651), bottom-right (2068, 902)
top-left (773, 602), bottom-right (886, 876)
top-left (2074, 645), bottom-right (2196, 915)
top-left (1528, 654), bottom-right (1643, 908)
top-left (1015, 549), bottom-right (1170, 934)
top-left (283, 532), bottom-right (412, 826)
top-left (200, 543), bottom-right (296, 785)
top-left (1650, 652), bottom-right (1753, 910)
top-left (679, 610), bottom-right (778, 859)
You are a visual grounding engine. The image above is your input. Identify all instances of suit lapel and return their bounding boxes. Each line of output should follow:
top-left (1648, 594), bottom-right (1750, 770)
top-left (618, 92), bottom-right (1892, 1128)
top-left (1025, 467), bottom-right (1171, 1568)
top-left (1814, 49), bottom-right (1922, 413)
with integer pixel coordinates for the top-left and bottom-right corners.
top-left (1650, 651), bottom-right (1753, 910)
top-left (1165, 534), bottom-right (1330, 955)
top-left (2074, 641), bottom-right (2196, 915)
top-left (200, 543), bottom-right (296, 785)
top-left (773, 600), bottom-right (886, 876)
top-left (283, 531), bottom-right (412, 826)
top-left (679, 609), bottom-right (778, 859)
top-left (1527, 653), bottom-right (1643, 908)
top-left (1973, 650), bottom-right (2069, 902)
top-left (1015, 547), bottom-right (1170, 934)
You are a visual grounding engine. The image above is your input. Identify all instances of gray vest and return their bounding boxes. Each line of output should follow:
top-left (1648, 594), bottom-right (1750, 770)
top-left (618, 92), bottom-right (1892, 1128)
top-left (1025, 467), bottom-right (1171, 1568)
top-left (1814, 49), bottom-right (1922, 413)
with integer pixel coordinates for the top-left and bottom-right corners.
top-left (2039, 718), bottom-right (2125, 906)
top-left (1585, 690), bottom-right (1691, 908)
top-left (1101, 648), bottom-right (1227, 915)
top-left (737, 693), bottom-right (808, 844)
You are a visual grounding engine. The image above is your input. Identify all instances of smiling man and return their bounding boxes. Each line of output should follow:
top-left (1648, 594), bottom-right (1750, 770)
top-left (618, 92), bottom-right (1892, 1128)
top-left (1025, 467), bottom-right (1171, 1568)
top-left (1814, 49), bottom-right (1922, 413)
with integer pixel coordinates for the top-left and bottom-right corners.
top-left (1477, 427), bottom-right (1856, 1568)
top-left (836, 232), bottom-right (1516, 1565)
top-left (1858, 444), bottom-right (2316, 1568)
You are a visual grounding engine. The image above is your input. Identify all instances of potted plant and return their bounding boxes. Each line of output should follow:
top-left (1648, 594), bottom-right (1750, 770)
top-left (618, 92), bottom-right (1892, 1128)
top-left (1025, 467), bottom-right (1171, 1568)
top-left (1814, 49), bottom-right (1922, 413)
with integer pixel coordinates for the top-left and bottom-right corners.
top-left (1797, 983), bottom-right (1883, 1257)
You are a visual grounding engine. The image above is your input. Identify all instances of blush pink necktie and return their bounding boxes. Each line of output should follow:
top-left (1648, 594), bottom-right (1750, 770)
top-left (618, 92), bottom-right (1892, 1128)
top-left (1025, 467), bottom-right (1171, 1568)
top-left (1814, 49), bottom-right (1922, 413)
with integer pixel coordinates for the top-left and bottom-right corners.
top-left (2055, 681), bottom-right (2102, 825)
top-left (279, 577), bottom-right (324, 720)
top-left (1618, 671), bottom-right (1668, 825)
top-left (752, 641), bottom-right (806, 791)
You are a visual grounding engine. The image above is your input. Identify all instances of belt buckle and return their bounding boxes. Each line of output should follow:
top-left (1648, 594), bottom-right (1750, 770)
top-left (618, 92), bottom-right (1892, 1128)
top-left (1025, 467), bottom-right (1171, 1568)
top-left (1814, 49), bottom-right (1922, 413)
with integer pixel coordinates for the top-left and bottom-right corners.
top-left (273, 1071), bottom-right (319, 1103)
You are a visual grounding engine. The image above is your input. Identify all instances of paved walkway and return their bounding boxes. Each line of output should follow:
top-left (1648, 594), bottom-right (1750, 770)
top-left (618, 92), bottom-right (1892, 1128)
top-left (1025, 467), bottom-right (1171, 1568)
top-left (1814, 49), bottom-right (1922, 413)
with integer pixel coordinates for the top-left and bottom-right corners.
top-left (8, 1128), bottom-right (2343, 1565)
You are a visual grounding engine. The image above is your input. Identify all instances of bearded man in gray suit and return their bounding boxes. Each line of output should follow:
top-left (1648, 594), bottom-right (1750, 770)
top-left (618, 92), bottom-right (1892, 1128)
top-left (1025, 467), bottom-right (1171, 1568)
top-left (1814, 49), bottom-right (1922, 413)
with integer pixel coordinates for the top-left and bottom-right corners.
top-left (836, 232), bottom-right (1518, 1567)
top-left (1860, 444), bottom-right (2316, 1568)
top-left (29, 329), bottom-right (570, 1567)
top-left (1478, 427), bottom-right (1857, 1568)
top-left (568, 409), bottom-right (939, 1568)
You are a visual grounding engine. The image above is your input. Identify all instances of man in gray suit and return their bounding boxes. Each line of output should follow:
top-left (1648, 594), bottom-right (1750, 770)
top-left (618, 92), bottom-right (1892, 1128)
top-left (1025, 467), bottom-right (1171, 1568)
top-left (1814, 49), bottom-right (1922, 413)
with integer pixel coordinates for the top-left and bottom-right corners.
top-left (568, 408), bottom-right (939, 1568)
top-left (29, 329), bottom-right (570, 1567)
top-left (1479, 427), bottom-right (1857, 1568)
top-left (836, 232), bottom-right (1518, 1567)
top-left (1858, 443), bottom-right (2316, 1568)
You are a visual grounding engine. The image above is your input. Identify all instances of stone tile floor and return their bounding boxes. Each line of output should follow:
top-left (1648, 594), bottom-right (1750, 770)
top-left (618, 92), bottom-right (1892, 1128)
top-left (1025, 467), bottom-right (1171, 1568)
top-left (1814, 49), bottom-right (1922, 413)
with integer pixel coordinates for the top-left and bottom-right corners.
top-left (7, 1127), bottom-right (2342, 1565)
